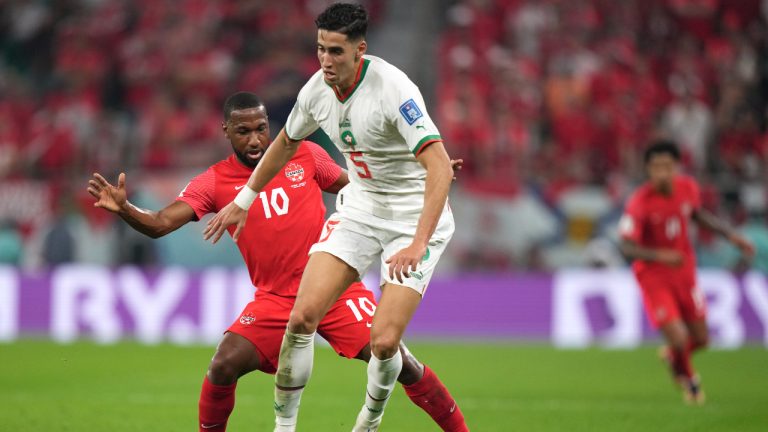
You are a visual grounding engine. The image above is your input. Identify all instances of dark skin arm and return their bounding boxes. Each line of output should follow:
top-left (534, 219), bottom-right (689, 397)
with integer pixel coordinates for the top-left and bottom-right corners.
top-left (620, 207), bottom-right (756, 266)
top-left (619, 239), bottom-right (684, 266)
top-left (87, 173), bottom-right (196, 238)
top-left (692, 208), bottom-right (755, 257)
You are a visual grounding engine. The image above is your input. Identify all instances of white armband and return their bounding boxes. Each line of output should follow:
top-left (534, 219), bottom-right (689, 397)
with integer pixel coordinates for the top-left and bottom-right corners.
top-left (233, 186), bottom-right (258, 210)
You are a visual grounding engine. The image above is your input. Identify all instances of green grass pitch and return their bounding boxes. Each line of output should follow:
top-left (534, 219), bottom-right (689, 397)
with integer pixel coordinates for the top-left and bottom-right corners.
top-left (1, 341), bottom-right (766, 431)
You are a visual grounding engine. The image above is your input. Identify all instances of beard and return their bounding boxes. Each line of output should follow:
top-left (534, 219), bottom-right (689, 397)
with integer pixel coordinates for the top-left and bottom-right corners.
top-left (235, 151), bottom-right (259, 168)
top-left (233, 145), bottom-right (263, 169)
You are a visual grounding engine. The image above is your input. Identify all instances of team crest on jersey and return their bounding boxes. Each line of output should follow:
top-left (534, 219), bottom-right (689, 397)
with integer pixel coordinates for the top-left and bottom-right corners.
top-left (239, 313), bottom-right (256, 325)
top-left (341, 130), bottom-right (357, 147)
top-left (284, 162), bottom-right (305, 182)
top-left (399, 99), bottom-right (423, 125)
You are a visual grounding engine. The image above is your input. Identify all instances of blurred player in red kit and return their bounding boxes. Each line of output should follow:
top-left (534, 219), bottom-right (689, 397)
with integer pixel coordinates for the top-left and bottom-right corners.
top-left (619, 141), bottom-right (754, 404)
top-left (87, 92), bottom-right (468, 431)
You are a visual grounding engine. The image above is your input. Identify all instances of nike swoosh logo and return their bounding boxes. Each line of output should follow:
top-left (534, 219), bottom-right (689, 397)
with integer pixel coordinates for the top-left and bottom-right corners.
top-left (449, 403), bottom-right (456, 413)
top-left (201, 424), bottom-right (221, 429)
top-left (366, 322), bottom-right (372, 328)
top-left (235, 185), bottom-right (246, 190)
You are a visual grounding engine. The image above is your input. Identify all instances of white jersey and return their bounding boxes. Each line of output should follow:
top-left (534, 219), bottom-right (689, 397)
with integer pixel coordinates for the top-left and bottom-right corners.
top-left (285, 55), bottom-right (444, 221)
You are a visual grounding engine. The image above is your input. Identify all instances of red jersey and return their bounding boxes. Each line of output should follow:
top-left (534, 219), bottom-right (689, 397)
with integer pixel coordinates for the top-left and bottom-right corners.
top-left (619, 175), bottom-right (701, 275)
top-left (176, 141), bottom-right (341, 297)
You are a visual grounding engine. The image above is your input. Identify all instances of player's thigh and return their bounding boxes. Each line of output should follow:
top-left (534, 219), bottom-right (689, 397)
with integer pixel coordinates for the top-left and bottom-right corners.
top-left (226, 296), bottom-right (293, 375)
top-left (208, 332), bottom-right (263, 382)
top-left (297, 215), bottom-right (381, 326)
top-left (290, 252), bottom-right (362, 331)
top-left (658, 319), bottom-right (689, 349)
top-left (379, 225), bottom-right (453, 297)
top-left (685, 319), bottom-right (709, 348)
top-left (637, 273), bottom-right (682, 329)
top-left (369, 283), bottom-right (423, 354)
top-left (317, 282), bottom-right (376, 360)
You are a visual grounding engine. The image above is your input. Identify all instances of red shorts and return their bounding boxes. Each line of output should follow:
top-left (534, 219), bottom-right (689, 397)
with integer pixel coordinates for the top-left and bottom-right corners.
top-left (227, 282), bottom-right (376, 374)
top-left (635, 269), bottom-right (706, 328)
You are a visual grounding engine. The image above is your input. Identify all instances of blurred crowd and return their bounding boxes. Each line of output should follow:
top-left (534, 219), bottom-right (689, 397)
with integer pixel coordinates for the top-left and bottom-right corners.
top-left (0, 0), bottom-right (766, 272)
top-left (441, 0), bottom-right (768, 271)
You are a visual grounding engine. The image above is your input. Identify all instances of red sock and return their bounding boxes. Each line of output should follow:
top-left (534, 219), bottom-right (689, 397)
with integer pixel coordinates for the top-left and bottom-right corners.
top-left (198, 376), bottom-right (236, 432)
top-left (670, 346), bottom-right (694, 379)
top-left (403, 366), bottom-right (469, 432)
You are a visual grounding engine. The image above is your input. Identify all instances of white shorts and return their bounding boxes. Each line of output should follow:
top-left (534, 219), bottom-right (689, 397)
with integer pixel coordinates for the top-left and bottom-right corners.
top-left (309, 205), bottom-right (454, 296)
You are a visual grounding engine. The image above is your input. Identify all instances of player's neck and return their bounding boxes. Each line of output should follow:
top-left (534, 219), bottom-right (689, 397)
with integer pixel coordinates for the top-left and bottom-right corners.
top-left (653, 185), bottom-right (673, 196)
top-left (336, 59), bottom-right (364, 94)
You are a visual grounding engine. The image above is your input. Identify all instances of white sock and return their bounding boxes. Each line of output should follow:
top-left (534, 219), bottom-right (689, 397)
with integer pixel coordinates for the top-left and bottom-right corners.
top-left (274, 330), bottom-right (315, 428)
top-left (359, 351), bottom-right (403, 424)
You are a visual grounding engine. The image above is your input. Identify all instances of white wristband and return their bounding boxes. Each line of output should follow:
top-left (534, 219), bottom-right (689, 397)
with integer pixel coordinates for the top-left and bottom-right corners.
top-left (233, 186), bottom-right (258, 210)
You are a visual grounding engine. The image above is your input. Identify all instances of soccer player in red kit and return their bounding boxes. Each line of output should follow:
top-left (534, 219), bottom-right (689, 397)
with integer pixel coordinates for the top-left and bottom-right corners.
top-left (618, 141), bottom-right (754, 404)
top-left (87, 92), bottom-right (468, 431)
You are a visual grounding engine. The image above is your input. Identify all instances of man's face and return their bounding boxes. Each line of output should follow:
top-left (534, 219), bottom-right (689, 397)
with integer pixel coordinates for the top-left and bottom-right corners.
top-left (646, 153), bottom-right (678, 193)
top-left (223, 107), bottom-right (270, 168)
top-left (317, 29), bottom-right (366, 88)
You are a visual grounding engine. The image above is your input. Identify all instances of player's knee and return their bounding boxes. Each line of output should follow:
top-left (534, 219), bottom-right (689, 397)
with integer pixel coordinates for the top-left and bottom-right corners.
top-left (692, 334), bottom-right (709, 350)
top-left (287, 308), bottom-right (320, 334)
top-left (207, 355), bottom-right (239, 385)
top-left (397, 355), bottom-right (423, 385)
top-left (370, 334), bottom-right (400, 359)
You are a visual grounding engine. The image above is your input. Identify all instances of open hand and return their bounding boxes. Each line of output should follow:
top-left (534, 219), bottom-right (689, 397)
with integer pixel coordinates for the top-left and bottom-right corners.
top-left (385, 242), bottom-right (427, 284)
top-left (87, 172), bottom-right (127, 213)
top-left (203, 201), bottom-right (248, 244)
top-left (729, 233), bottom-right (755, 258)
top-left (450, 158), bottom-right (463, 181)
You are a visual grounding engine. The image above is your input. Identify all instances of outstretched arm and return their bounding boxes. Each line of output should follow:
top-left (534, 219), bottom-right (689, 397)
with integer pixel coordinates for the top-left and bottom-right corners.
top-left (87, 172), bottom-right (196, 238)
top-left (619, 239), bottom-right (684, 266)
top-left (692, 208), bottom-right (755, 257)
top-left (386, 142), bottom-right (453, 283)
top-left (203, 129), bottom-right (301, 243)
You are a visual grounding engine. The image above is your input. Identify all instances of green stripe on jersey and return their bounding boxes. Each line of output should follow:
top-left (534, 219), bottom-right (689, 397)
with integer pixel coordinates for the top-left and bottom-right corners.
top-left (412, 135), bottom-right (442, 155)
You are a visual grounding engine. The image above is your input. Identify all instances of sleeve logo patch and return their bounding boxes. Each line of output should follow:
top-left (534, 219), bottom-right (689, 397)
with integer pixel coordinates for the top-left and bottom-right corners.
top-left (399, 99), bottom-right (424, 125)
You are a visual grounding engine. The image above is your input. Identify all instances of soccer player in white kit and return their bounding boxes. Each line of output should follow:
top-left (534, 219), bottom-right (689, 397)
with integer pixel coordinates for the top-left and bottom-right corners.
top-left (204, 3), bottom-right (465, 431)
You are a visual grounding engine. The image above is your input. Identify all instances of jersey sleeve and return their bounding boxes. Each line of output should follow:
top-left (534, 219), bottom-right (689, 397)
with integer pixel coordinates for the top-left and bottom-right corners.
top-left (386, 75), bottom-right (443, 157)
top-left (305, 141), bottom-right (342, 190)
top-left (618, 193), bottom-right (644, 243)
top-left (285, 81), bottom-right (320, 141)
top-left (686, 177), bottom-right (702, 210)
top-left (175, 168), bottom-right (216, 221)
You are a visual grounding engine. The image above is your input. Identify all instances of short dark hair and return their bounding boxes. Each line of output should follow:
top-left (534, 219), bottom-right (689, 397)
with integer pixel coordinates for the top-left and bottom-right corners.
top-left (223, 92), bottom-right (264, 121)
top-left (644, 140), bottom-right (681, 164)
top-left (315, 2), bottom-right (368, 41)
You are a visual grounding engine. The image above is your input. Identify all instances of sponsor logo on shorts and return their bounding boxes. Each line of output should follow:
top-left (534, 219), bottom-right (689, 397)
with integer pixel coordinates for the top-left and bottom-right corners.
top-left (239, 313), bottom-right (256, 325)
top-left (399, 99), bottom-right (423, 125)
top-left (422, 247), bottom-right (431, 262)
top-left (409, 271), bottom-right (424, 280)
top-left (284, 162), bottom-right (304, 182)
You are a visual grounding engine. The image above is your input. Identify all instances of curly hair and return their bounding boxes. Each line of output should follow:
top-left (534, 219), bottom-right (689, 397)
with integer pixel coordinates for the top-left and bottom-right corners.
top-left (315, 2), bottom-right (368, 41)
top-left (644, 140), bottom-right (681, 164)
top-left (223, 92), bottom-right (264, 121)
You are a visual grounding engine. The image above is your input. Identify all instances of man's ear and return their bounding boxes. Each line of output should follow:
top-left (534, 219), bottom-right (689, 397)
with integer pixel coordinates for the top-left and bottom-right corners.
top-left (356, 40), bottom-right (367, 60)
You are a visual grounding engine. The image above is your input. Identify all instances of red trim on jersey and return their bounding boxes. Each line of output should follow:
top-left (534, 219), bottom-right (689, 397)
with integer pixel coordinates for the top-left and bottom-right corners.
top-left (414, 139), bottom-right (442, 157)
top-left (332, 59), bottom-right (368, 102)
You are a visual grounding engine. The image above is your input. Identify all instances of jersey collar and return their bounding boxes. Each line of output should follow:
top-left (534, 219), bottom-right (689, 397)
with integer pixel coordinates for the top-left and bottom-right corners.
top-left (328, 58), bottom-right (370, 103)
